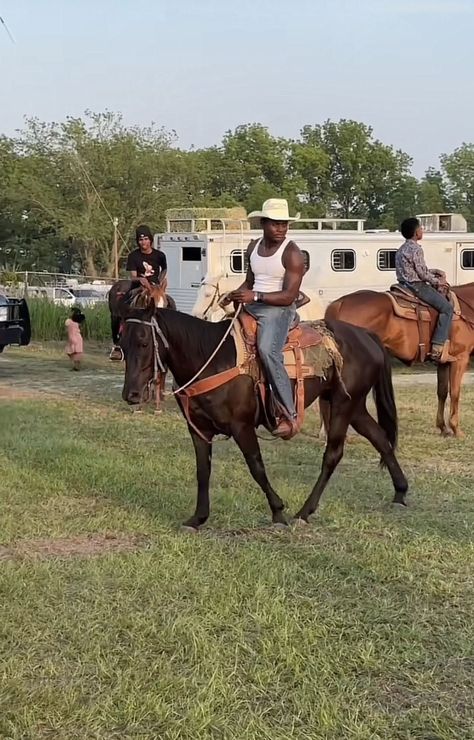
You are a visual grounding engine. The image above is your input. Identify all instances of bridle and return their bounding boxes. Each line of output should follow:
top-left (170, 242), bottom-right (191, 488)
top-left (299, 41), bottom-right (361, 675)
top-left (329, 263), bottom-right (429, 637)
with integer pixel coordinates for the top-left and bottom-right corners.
top-left (125, 304), bottom-right (242, 397)
top-left (125, 315), bottom-right (169, 398)
top-left (201, 281), bottom-right (222, 319)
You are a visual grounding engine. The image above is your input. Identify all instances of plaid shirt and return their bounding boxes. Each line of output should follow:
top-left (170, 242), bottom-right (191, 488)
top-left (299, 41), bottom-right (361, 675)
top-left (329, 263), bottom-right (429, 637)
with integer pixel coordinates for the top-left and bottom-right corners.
top-left (395, 239), bottom-right (439, 288)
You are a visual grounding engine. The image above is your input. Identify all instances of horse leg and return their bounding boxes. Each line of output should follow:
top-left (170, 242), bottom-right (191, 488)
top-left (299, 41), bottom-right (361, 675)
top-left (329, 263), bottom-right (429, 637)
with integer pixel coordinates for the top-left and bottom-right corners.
top-left (318, 398), bottom-right (330, 440)
top-left (111, 314), bottom-right (121, 345)
top-left (154, 372), bottom-right (166, 414)
top-left (436, 364), bottom-right (450, 436)
top-left (294, 401), bottom-right (351, 523)
top-left (182, 432), bottom-right (213, 531)
top-left (448, 353), bottom-right (470, 438)
top-left (350, 406), bottom-right (409, 506)
top-left (232, 424), bottom-right (288, 526)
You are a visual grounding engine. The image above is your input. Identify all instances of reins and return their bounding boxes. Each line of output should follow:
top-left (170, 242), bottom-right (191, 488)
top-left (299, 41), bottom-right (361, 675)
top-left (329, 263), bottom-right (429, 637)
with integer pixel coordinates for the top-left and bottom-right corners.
top-left (125, 303), bottom-right (242, 397)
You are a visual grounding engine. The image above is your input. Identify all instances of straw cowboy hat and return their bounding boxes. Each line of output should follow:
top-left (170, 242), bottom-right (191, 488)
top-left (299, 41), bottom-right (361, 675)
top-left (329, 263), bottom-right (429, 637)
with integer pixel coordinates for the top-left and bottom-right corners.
top-left (248, 198), bottom-right (300, 222)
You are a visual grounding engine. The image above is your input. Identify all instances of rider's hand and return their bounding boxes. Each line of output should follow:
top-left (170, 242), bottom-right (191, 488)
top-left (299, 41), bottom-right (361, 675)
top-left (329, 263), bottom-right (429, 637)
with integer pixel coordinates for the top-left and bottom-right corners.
top-left (228, 288), bottom-right (255, 304)
top-left (219, 292), bottom-right (233, 307)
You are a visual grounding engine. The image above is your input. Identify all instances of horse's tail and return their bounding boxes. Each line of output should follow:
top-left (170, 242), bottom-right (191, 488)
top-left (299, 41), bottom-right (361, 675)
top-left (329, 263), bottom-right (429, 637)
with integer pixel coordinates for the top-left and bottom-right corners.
top-left (370, 333), bottom-right (398, 452)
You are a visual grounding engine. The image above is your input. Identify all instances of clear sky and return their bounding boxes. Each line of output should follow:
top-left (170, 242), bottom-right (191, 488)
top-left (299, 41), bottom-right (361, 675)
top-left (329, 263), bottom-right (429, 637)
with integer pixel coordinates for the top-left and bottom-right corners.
top-left (1, 0), bottom-right (472, 175)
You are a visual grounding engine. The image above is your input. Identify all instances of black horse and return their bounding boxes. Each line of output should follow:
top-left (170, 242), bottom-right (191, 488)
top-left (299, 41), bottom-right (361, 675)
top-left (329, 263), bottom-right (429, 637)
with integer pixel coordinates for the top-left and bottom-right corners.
top-left (120, 304), bottom-right (409, 530)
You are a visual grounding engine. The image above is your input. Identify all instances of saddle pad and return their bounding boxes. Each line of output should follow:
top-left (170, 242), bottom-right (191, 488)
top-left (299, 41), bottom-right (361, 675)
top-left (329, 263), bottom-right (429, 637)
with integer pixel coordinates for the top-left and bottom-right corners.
top-left (231, 320), bottom-right (337, 380)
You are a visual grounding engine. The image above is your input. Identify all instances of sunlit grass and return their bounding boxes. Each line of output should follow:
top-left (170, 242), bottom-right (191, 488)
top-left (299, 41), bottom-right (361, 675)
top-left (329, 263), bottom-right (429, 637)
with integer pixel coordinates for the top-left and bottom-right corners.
top-left (0, 345), bottom-right (473, 739)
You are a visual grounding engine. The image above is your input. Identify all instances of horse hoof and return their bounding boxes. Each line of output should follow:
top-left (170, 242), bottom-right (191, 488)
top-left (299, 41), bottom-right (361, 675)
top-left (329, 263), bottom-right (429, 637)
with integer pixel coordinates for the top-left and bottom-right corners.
top-left (181, 525), bottom-right (200, 534)
top-left (154, 409), bottom-right (163, 415)
top-left (391, 501), bottom-right (408, 510)
top-left (272, 522), bottom-right (289, 531)
top-left (292, 517), bottom-right (308, 527)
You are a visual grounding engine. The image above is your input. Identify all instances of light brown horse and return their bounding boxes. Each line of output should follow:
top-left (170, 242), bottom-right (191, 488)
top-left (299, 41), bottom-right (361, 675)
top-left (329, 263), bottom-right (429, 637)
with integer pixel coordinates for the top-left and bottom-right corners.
top-left (325, 283), bottom-right (474, 438)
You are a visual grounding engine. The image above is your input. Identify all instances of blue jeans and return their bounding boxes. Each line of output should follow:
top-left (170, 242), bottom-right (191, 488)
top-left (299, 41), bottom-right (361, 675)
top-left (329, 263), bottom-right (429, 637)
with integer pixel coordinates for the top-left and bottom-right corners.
top-left (402, 281), bottom-right (453, 345)
top-left (245, 302), bottom-right (296, 418)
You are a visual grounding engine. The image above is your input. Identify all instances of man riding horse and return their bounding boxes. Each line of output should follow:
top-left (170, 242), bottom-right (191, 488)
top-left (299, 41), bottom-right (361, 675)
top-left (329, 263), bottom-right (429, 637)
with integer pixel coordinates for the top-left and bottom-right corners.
top-left (109, 225), bottom-right (167, 360)
top-left (395, 217), bottom-right (454, 363)
top-left (223, 198), bottom-right (305, 439)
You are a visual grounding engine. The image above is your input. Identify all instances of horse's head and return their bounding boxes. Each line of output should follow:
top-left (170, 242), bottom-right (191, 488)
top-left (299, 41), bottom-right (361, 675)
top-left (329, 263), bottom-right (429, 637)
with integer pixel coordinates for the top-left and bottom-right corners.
top-left (119, 287), bottom-right (167, 406)
top-left (192, 273), bottom-right (238, 321)
top-left (136, 273), bottom-right (168, 308)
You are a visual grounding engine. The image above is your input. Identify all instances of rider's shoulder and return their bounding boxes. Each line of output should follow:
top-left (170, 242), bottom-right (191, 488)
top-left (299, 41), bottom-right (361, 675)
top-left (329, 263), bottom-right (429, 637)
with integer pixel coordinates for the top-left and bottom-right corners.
top-left (284, 240), bottom-right (304, 260)
top-left (246, 238), bottom-right (260, 253)
top-left (286, 239), bottom-right (302, 253)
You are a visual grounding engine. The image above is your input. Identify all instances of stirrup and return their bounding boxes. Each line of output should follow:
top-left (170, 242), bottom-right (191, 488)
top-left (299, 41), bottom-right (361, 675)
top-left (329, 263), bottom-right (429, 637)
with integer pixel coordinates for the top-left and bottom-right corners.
top-left (430, 343), bottom-right (455, 364)
top-left (109, 345), bottom-right (124, 362)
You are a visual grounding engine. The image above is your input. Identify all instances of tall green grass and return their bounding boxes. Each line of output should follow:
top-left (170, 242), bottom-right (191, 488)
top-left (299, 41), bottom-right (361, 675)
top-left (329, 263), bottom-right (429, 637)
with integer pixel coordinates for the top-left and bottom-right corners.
top-left (28, 298), bottom-right (111, 342)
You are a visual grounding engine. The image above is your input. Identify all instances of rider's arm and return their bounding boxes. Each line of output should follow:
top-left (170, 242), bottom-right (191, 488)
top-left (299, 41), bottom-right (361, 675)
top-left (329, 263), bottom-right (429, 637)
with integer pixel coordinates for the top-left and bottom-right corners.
top-left (258, 244), bottom-right (305, 307)
top-left (413, 245), bottom-right (439, 287)
top-left (126, 251), bottom-right (139, 280)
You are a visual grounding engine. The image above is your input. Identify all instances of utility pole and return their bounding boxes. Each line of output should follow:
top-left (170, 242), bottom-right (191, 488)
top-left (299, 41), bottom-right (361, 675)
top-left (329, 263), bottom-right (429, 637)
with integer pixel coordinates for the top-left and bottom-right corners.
top-left (113, 218), bottom-right (119, 280)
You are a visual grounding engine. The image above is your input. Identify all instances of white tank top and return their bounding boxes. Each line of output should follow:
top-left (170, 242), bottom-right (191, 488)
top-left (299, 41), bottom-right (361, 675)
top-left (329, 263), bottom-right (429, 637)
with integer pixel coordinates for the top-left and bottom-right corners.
top-left (250, 237), bottom-right (290, 293)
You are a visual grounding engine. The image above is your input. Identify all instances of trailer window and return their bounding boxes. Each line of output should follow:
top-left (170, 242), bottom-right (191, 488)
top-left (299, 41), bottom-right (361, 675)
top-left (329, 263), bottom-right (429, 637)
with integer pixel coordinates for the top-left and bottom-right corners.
top-left (182, 247), bottom-right (202, 261)
top-left (377, 249), bottom-right (397, 270)
top-left (461, 249), bottom-right (474, 269)
top-left (230, 250), bottom-right (249, 273)
top-left (331, 249), bottom-right (355, 271)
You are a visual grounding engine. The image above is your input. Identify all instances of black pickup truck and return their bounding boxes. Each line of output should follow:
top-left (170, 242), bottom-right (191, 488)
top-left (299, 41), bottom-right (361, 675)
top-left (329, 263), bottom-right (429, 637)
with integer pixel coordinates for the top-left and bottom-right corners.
top-left (0, 293), bottom-right (31, 352)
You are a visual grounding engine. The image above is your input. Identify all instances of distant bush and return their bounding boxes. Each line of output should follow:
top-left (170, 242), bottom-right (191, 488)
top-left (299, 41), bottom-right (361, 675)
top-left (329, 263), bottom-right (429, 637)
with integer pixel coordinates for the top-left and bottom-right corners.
top-left (28, 299), bottom-right (110, 342)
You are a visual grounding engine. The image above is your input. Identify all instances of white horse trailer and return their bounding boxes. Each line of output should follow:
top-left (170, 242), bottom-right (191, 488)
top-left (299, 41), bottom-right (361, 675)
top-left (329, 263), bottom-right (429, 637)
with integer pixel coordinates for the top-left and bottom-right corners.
top-left (155, 213), bottom-right (474, 313)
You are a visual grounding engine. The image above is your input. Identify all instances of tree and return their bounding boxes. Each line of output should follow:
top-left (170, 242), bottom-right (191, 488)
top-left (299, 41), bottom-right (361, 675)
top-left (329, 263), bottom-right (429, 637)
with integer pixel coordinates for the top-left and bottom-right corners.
top-left (9, 112), bottom-right (186, 275)
top-left (441, 144), bottom-right (474, 228)
top-left (417, 168), bottom-right (450, 214)
top-left (297, 120), bottom-right (413, 226)
top-left (200, 124), bottom-right (299, 211)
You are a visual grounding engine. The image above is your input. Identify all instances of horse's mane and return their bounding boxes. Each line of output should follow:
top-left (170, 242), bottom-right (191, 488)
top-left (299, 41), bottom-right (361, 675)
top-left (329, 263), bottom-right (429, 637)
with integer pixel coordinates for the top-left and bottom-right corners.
top-left (156, 309), bottom-right (235, 367)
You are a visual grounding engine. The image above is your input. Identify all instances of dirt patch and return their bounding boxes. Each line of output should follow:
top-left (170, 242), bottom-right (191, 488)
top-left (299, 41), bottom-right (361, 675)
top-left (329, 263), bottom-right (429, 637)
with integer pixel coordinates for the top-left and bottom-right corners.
top-left (0, 386), bottom-right (39, 400)
top-left (0, 532), bottom-right (149, 561)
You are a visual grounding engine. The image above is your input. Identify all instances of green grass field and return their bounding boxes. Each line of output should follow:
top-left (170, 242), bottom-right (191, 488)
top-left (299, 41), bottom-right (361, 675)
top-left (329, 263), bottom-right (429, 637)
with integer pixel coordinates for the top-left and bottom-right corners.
top-left (0, 345), bottom-right (473, 739)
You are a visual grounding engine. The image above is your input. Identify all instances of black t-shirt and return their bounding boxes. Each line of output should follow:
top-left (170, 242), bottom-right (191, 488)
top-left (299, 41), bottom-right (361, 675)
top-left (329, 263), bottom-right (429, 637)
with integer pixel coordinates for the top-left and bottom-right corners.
top-left (126, 248), bottom-right (167, 284)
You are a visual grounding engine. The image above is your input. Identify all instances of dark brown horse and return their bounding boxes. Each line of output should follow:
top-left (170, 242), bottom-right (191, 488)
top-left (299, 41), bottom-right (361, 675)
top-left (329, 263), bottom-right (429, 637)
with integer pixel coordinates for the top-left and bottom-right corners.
top-left (119, 297), bottom-right (408, 530)
top-left (109, 274), bottom-right (176, 412)
top-left (325, 283), bottom-right (474, 438)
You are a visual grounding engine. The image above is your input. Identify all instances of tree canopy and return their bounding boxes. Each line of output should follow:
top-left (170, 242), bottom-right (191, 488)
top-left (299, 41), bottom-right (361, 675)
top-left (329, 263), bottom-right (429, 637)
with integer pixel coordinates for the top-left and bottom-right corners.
top-left (0, 111), bottom-right (470, 276)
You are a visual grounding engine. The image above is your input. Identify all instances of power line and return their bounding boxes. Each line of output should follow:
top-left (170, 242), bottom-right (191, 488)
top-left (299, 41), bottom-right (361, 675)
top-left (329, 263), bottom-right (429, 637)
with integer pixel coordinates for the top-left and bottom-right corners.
top-left (0, 15), bottom-right (15, 44)
top-left (72, 151), bottom-right (129, 251)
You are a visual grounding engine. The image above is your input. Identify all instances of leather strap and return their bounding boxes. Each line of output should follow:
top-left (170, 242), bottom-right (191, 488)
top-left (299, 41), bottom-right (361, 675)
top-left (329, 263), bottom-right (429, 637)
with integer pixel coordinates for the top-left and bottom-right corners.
top-left (179, 366), bottom-right (243, 398)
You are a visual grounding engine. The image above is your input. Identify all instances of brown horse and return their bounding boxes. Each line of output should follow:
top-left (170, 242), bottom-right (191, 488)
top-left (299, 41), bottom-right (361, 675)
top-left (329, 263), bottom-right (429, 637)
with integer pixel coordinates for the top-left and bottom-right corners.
top-left (108, 274), bottom-right (176, 413)
top-left (119, 292), bottom-right (408, 530)
top-left (325, 283), bottom-right (474, 438)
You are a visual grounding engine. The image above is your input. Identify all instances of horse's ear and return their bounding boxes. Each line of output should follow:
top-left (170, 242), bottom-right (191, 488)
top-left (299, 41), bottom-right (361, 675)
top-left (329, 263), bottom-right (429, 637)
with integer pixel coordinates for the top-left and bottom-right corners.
top-left (158, 268), bottom-right (167, 286)
top-left (138, 276), bottom-right (153, 294)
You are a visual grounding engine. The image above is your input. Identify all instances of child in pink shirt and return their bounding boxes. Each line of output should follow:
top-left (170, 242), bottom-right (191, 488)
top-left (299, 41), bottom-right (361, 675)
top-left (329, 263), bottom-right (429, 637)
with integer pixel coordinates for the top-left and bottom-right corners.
top-left (65, 308), bottom-right (85, 370)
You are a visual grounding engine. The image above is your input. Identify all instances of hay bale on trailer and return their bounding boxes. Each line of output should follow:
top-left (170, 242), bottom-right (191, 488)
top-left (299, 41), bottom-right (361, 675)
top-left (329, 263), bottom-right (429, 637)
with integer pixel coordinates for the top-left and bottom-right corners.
top-left (165, 207), bottom-right (249, 233)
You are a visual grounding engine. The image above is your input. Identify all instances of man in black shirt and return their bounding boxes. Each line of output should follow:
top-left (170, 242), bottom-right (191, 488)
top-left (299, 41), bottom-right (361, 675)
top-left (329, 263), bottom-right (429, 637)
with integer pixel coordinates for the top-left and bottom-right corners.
top-left (126, 225), bottom-right (167, 284)
top-left (109, 225), bottom-right (167, 361)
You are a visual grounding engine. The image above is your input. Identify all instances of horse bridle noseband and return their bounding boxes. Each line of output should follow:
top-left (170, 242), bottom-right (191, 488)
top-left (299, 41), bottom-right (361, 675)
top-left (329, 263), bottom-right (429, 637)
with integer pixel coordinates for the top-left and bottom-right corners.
top-left (126, 316), bottom-right (169, 382)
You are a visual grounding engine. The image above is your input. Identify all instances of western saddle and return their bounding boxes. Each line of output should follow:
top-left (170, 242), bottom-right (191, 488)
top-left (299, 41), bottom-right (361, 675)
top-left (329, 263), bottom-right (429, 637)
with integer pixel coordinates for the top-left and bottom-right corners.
top-left (232, 310), bottom-right (324, 437)
top-left (175, 309), bottom-right (325, 442)
top-left (387, 284), bottom-right (460, 362)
